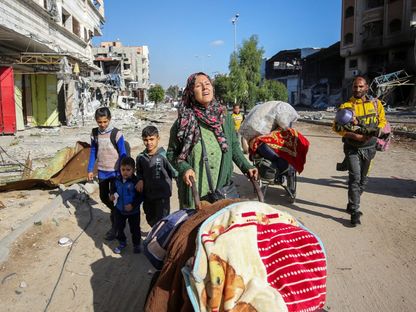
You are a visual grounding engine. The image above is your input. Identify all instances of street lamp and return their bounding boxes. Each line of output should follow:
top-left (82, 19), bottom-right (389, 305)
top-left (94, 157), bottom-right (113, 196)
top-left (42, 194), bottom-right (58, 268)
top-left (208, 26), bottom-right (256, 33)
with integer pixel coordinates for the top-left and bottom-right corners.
top-left (231, 13), bottom-right (239, 54)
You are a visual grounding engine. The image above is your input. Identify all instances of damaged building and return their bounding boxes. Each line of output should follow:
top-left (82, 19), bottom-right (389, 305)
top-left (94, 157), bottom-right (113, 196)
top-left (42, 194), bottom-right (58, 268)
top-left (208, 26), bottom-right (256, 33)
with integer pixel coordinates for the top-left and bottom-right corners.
top-left (265, 48), bottom-right (320, 105)
top-left (341, 0), bottom-right (416, 105)
top-left (265, 44), bottom-right (344, 108)
top-left (93, 41), bottom-right (150, 104)
top-left (0, 0), bottom-right (105, 134)
top-left (300, 42), bottom-right (345, 108)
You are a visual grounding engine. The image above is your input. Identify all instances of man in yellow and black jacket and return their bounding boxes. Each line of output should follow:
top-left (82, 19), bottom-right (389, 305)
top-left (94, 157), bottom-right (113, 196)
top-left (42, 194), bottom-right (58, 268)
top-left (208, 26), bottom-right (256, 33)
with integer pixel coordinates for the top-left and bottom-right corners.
top-left (333, 76), bottom-right (387, 226)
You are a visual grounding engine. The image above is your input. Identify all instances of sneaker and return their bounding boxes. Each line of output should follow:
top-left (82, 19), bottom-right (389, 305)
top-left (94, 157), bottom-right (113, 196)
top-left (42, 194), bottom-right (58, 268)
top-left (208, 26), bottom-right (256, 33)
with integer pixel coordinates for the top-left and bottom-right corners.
top-left (351, 212), bottom-right (362, 227)
top-left (346, 204), bottom-right (363, 216)
top-left (133, 245), bottom-right (141, 254)
top-left (104, 229), bottom-right (116, 241)
top-left (113, 242), bottom-right (127, 254)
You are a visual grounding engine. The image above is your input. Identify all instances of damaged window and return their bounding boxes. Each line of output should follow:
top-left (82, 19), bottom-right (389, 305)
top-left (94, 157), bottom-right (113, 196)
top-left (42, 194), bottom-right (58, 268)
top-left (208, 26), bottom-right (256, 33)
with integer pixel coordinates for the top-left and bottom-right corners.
top-left (389, 19), bottom-right (402, 33)
top-left (363, 21), bottom-right (383, 39)
top-left (94, 0), bottom-right (102, 10)
top-left (349, 59), bottom-right (358, 69)
top-left (273, 61), bottom-right (296, 70)
top-left (345, 6), bottom-right (354, 18)
top-left (72, 17), bottom-right (81, 37)
top-left (392, 50), bottom-right (407, 61)
top-left (344, 33), bottom-right (354, 45)
top-left (367, 0), bottom-right (384, 9)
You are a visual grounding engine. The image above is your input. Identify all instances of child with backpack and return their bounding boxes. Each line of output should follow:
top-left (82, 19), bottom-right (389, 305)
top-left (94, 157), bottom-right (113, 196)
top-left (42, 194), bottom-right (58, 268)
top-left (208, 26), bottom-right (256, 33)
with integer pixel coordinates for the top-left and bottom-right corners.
top-left (136, 126), bottom-right (176, 227)
top-left (110, 157), bottom-right (143, 254)
top-left (87, 107), bottom-right (127, 240)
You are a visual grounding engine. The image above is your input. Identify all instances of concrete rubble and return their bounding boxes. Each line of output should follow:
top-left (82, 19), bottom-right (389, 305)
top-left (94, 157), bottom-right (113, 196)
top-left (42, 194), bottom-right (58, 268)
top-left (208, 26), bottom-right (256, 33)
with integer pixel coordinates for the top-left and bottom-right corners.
top-left (298, 106), bottom-right (416, 138)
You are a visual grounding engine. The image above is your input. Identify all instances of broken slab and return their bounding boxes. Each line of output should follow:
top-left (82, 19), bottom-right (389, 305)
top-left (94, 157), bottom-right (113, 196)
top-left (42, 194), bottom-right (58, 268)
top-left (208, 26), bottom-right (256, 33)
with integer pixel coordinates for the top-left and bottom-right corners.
top-left (0, 142), bottom-right (95, 192)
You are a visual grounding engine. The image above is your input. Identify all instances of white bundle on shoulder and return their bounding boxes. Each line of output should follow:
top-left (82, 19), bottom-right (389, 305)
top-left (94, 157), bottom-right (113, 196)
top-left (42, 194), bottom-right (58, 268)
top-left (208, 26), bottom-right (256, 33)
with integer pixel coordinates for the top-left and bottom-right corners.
top-left (239, 101), bottom-right (300, 141)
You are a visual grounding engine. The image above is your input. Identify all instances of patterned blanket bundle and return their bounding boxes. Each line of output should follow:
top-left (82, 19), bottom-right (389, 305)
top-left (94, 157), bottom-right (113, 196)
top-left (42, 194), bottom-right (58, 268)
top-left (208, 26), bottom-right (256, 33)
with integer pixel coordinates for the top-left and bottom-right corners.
top-left (249, 128), bottom-right (310, 174)
top-left (183, 201), bottom-right (326, 312)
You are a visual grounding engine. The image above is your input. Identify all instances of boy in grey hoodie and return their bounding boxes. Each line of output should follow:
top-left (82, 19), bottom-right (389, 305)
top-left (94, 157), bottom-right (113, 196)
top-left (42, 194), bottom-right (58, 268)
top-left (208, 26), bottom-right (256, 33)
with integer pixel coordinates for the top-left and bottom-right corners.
top-left (136, 126), bottom-right (177, 226)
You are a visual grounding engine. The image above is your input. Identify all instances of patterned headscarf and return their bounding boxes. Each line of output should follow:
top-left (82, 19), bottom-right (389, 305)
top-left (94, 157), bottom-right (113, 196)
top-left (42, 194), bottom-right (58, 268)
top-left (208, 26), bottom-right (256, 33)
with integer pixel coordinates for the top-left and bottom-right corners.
top-left (176, 72), bottom-right (228, 162)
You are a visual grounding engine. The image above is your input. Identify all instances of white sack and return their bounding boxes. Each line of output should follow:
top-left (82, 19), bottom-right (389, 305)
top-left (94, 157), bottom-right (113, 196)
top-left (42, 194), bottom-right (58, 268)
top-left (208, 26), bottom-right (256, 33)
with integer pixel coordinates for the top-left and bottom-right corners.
top-left (239, 101), bottom-right (300, 141)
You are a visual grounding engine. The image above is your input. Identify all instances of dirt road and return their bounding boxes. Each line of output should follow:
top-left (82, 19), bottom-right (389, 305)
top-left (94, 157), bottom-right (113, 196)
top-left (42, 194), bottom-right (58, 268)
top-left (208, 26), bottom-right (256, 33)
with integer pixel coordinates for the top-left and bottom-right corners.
top-left (1, 119), bottom-right (415, 312)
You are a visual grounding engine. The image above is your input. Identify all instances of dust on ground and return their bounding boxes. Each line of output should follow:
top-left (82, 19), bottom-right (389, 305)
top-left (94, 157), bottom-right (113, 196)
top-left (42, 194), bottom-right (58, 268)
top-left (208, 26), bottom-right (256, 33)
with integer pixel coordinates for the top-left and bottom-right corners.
top-left (0, 109), bottom-right (416, 312)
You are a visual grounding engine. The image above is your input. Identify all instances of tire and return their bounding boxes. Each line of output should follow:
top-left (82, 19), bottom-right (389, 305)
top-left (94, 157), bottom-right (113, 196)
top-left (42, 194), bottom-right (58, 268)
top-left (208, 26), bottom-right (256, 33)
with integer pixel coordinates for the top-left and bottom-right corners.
top-left (287, 166), bottom-right (297, 199)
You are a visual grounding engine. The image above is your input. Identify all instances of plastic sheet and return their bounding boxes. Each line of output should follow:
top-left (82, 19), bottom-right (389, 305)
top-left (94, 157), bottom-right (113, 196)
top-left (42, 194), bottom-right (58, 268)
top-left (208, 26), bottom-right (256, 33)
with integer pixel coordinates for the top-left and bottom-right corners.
top-left (239, 101), bottom-right (299, 141)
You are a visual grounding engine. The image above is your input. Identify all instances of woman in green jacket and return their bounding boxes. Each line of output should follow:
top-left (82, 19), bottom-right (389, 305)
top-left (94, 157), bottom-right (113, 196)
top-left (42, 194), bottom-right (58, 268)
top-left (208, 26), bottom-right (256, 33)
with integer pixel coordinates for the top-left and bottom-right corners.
top-left (167, 72), bottom-right (258, 208)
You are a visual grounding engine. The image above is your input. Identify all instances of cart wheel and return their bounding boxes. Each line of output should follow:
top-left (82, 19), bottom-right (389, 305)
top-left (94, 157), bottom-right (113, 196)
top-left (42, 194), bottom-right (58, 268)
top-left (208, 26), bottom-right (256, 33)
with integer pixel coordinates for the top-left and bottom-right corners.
top-left (287, 166), bottom-right (297, 201)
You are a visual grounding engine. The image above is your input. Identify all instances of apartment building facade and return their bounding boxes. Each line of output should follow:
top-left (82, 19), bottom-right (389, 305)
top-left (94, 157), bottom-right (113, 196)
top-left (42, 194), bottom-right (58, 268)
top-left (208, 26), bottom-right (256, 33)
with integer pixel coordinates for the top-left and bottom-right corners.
top-left (93, 41), bottom-right (150, 103)
top-left (341, 0), bottom-right (415, 80)
top-left (0, 0), bottom-right (104, 133)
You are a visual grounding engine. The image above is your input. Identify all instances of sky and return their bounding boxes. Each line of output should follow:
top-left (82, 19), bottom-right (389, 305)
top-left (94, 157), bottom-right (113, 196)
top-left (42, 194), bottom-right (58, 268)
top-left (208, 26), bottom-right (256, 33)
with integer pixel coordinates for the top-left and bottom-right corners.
top-left (94, 1), bottom-right (342, 89)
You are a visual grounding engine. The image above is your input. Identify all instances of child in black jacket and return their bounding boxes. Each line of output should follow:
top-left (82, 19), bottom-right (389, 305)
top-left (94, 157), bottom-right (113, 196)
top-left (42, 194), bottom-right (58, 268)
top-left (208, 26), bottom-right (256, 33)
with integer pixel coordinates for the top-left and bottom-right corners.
top-left (136, 126), bottom-right (176, 227)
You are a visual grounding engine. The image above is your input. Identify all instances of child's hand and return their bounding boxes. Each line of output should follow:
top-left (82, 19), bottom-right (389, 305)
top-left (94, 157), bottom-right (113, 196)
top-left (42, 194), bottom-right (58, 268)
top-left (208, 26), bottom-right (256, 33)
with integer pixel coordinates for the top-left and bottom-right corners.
top-left (124, 204), bottom-right (133, 212)
top-left (136, 180), bottom-right (144, 192)
top-left (112, 193), bottom-right (119, 205)
top-left (87, 172), bottom-right (94, 181)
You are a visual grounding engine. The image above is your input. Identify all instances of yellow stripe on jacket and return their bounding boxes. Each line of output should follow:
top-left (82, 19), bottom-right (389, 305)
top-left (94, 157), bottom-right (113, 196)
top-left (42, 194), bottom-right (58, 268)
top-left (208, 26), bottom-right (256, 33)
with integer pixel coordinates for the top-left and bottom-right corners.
top-left (333, 96), bottom-right (387, 137)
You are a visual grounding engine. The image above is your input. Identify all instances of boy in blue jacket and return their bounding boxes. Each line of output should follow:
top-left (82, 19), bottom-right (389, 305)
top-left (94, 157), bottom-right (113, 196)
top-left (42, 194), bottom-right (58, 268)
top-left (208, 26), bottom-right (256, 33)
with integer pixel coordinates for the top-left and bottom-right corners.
top-left (110, 157), bottom-right (143, 254)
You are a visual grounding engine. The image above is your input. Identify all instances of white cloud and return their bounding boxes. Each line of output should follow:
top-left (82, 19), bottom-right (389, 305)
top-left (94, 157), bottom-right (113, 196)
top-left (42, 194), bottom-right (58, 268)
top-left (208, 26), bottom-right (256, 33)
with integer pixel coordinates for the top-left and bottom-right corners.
top-left (210, 40), bottom-right (224, 46)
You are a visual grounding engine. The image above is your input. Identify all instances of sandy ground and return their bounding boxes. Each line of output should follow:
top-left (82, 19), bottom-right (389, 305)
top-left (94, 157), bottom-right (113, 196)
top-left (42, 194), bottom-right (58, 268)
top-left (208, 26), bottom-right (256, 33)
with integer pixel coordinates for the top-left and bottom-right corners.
top-left (1, 113), bottom-right (416, 312)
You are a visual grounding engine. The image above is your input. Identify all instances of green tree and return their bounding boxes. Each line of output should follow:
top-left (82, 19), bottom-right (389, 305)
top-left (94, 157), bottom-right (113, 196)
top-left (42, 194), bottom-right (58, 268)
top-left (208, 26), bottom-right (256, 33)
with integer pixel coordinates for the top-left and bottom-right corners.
top-left (148, 84), bottom-right (165, 107)
top-left (213, 74), bottom-right (233, 105)
top-left (166, 85), bottom-right (179, 100)
top-left (228, 35), bottom-right (264, 110)
top-left (228, 54), bottom-right (248, 106)
top-left (258, 80), bottom-right (288, 102)
top-left (239, 35), bottom-right (264, 109)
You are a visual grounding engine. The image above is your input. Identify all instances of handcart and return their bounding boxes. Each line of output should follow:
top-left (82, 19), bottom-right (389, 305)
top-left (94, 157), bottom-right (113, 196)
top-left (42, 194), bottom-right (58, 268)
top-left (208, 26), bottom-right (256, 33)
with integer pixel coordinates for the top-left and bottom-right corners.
top-left (252, 141), bottom-right (297, 203)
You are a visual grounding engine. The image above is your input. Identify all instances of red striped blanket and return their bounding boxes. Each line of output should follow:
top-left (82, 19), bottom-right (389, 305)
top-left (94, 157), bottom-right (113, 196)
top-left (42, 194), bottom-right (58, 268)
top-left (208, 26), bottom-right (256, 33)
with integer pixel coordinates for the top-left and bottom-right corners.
top-left (183, 201), bottom-right (326, 312)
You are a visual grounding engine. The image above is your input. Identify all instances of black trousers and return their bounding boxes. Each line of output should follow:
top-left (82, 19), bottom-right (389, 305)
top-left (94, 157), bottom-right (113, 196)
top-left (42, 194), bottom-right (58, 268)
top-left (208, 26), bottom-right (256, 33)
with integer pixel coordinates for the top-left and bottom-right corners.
top-left (143, 198), bottom-right (170, 227)
top-left (345, 146), bottom-right (376, 212)
top-left (99, 178), bottom-right (115, 229)
top-left (114, 209), bottom-right (141, 246)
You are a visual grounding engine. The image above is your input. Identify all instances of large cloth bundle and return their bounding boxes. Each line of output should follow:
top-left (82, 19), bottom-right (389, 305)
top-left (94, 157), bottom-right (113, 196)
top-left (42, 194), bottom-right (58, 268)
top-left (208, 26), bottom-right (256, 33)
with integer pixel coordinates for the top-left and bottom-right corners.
top-left (249, 129), bottom-right (310, 174)
top-left (183, 201), bottom-right (326, 312)
top-left (240, 101), bottom-right (300, 142)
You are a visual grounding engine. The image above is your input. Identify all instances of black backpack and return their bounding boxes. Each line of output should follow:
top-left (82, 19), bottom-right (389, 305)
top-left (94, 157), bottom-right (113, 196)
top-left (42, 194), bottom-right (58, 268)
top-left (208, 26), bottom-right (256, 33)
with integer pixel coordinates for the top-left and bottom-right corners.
top-left (92, 127), bottom-right (131, 156)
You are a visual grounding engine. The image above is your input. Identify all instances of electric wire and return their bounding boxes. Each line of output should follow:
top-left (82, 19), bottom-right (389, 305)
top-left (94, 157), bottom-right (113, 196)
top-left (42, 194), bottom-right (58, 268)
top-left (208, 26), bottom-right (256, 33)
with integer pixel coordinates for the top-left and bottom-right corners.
top-left (43, 189), bottom-right (93, 312)
top-left (0, 146), bottom-right (33, 171)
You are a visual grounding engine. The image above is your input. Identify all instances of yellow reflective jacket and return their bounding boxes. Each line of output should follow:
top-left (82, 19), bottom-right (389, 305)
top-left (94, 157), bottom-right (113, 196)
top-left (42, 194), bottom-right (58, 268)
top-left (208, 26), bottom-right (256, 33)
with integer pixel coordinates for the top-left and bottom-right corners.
top-left (333, 96), bottom-right (387, 147)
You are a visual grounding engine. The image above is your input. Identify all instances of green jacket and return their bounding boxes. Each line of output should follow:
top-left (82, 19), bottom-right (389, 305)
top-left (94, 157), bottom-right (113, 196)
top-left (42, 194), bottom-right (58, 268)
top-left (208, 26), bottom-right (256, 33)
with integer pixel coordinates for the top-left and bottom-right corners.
top-left (167, 113), bottom-right (254, 208)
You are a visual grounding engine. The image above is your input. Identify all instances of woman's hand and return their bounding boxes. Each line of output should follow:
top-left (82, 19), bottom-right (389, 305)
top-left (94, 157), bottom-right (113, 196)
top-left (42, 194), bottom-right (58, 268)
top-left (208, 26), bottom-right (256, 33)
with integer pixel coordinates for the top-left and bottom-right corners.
top-left (247, 168), bottom-right (259, 181)
top-left (87, 172), bottom-right (94, 181)
top-left (183, 169), bottom-right (196, 187)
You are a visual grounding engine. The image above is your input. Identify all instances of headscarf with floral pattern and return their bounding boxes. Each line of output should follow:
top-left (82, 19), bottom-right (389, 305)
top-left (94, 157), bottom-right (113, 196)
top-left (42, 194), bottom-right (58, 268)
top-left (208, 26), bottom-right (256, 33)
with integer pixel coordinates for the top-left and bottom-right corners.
top-left (176, 72), bottom-right (228, 162)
